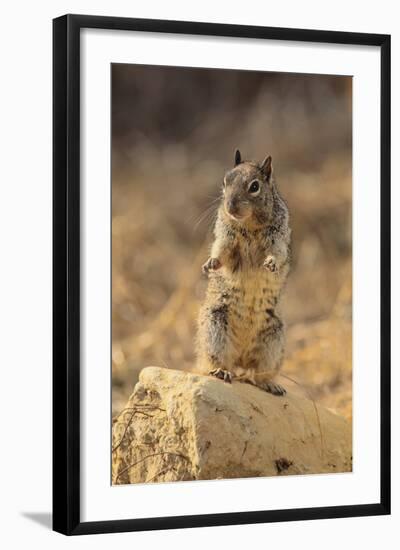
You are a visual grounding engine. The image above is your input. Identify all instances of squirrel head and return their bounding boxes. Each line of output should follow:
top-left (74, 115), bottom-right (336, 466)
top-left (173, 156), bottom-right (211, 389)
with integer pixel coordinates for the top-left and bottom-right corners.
top-left (222, 149), bottom-right (275, 227)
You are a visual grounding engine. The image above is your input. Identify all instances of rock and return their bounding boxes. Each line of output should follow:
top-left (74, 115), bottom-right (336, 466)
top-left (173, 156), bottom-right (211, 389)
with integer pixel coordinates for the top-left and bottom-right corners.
top-left (112, 367), bottom-right (352, 484)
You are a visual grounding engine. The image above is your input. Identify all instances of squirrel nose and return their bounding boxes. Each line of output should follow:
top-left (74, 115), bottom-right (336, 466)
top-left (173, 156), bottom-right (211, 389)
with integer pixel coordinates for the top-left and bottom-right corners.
top-left (226, 197), bottom-right (239, 215)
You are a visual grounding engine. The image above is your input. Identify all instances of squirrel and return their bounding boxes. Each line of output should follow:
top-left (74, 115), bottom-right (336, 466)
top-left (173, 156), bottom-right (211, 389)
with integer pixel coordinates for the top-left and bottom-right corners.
top-left (196, 149), bottom-right (291, 396)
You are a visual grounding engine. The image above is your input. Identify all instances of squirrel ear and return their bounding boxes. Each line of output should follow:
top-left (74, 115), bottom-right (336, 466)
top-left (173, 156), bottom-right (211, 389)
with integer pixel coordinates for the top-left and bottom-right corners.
top-left (260, 155), bottom-right (273, 181)
top-left (234, 149), bottom-right (242, 166)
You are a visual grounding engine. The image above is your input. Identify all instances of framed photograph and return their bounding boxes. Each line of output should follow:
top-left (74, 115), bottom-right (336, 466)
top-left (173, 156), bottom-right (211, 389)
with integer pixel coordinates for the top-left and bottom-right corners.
top-left (53, 14), bottom-right (391, 535)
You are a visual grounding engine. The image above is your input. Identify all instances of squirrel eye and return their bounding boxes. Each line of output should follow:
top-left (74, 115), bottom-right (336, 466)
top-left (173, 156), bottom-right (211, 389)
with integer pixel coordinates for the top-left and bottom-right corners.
top-left (248, 180), bottom-right (260, 194)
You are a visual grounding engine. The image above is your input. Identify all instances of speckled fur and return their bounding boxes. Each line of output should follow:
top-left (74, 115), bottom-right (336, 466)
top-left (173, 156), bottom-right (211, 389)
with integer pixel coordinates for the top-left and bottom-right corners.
top-left (196, 152), bottom-right (291, 391)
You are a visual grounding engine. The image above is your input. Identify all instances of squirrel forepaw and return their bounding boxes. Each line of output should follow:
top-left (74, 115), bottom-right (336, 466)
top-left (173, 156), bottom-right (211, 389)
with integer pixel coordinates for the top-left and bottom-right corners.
top-left (202, 257), bottom-right (222, 274)
top-left (263, 255), bottom-right (278, 273)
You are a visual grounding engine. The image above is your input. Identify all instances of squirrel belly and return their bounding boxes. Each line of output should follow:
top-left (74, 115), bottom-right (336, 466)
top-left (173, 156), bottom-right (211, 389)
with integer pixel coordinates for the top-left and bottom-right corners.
top-left (195, 151), bottom-right (291, 396)
top-left (196, 248), bottom-right (287, 384)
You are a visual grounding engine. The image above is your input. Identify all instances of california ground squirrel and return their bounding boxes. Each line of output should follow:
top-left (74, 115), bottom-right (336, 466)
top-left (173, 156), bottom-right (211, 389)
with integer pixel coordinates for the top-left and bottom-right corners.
top-left (196, 150), bottom-right (291, 395)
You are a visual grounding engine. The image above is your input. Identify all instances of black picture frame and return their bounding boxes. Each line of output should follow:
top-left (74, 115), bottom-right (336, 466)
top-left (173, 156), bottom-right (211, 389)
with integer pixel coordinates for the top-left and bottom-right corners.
top-left (53, 14), bottom-right (391, 535)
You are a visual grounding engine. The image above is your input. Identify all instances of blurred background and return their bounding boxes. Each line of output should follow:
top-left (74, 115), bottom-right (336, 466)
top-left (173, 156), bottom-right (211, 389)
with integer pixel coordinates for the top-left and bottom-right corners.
top-left (112, 64), bottom-right (352, 420)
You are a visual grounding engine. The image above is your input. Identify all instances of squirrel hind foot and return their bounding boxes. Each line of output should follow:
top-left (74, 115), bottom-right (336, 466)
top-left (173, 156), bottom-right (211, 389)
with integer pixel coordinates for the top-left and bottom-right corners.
top-left (258, 381), bottom-right (286, 396)
top-left (209, 368), bottom-right (233, 384)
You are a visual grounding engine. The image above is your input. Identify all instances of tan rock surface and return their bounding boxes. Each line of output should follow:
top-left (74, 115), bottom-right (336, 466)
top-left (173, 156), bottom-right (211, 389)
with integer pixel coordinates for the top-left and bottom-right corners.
top-left (112, 367), bottom-right (352, 485)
